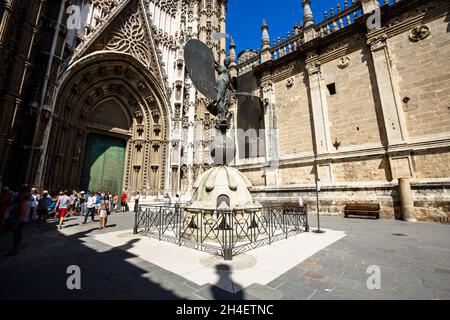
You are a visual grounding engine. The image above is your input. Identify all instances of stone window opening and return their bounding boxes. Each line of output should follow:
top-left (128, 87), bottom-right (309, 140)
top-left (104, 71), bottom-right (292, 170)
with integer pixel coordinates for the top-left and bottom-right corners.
top-left (327, 83), bottom-right (336, 95)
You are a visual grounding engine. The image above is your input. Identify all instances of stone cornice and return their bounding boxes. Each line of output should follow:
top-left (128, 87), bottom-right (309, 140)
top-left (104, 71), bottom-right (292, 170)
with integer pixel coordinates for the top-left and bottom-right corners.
top-left (251, 178), bottom-right (450, 194)
top-left (253, 0), bottom-right (448, 78)
top-left (234, 135), bottom-right (450, 171)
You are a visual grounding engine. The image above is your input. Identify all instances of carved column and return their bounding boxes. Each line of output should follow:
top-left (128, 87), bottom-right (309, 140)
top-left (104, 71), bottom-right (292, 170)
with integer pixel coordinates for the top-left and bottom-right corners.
top-left (0, 0), bottom-right (45, 186)
top-left (261, 79), bottom-right (279, 186)
top-left (367, 33), bottom-right (407, 145)
top-left (305, 55), bottom-right (332, 155)
top-left (0, 0), bottom-right (18, 48)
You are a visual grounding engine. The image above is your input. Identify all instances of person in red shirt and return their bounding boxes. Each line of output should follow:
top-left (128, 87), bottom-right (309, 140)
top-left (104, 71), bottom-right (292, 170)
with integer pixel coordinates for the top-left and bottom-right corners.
top-left (0, 186), bottom-right (12, 233)
top-left (120, 192), bottom-right (127, 212)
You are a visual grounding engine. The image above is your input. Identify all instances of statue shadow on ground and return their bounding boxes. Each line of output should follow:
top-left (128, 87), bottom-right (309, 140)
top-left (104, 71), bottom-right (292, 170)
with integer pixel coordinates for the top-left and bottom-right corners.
top-left (210, 264), bottom-right (244, 300)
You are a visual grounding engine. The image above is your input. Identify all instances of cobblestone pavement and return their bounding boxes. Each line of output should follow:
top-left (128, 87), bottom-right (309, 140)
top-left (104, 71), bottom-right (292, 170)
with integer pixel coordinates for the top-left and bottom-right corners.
top-left (1, 212), bottom-right (449, 300)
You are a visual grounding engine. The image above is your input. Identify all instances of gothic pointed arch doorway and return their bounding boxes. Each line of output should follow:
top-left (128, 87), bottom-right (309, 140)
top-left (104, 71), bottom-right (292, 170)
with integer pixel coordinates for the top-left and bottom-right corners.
top-left (43, 52), bottom-right (171, 197)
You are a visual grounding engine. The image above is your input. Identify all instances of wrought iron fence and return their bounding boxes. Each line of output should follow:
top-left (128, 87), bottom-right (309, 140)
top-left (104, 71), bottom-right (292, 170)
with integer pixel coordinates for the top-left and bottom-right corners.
top-left (134, 204), bottom-right (309, 260)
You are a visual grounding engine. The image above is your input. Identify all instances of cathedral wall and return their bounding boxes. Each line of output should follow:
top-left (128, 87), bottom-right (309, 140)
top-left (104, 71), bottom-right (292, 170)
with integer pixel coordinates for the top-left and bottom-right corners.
top-left (253, 183), bottom-right (450, 222)
top-left (412, 150), bottom-right (450, 179)
top-left (321, 47), bottom-right (384, 148)
top-left (273, 63), bottom-right (314, 157)
top-left (278, 164), bottom-right (315, 185)
top-left (332, 156), bottom-right (390, 183)
top-left (389, 14), bottom-right (450, 139)
top-left (242, 168), bottom-right (265, 187)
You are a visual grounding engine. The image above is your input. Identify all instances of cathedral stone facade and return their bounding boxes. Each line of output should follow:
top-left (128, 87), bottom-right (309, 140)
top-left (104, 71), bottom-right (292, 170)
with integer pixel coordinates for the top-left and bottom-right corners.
top-left (231, 0), bottom-right (450, 222)
top-left (0, 0), bottom-right (449, 221)
top-left (0, 0), bottom-right (227, 197)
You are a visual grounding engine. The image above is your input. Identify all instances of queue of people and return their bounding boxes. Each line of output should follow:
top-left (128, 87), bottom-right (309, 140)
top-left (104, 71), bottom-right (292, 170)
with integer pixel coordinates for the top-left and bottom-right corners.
top-left (0, 185), bottom-right (132, 256)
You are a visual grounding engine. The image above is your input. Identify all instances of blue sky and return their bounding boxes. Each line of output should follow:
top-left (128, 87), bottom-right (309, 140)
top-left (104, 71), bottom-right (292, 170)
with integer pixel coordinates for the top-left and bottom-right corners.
top-left (227, 0), bottom-right (342, 54)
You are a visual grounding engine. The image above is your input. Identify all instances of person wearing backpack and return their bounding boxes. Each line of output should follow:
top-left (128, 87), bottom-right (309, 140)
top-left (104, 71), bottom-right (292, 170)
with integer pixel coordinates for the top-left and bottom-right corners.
top-left (5, 185), bottom-right (32, 256)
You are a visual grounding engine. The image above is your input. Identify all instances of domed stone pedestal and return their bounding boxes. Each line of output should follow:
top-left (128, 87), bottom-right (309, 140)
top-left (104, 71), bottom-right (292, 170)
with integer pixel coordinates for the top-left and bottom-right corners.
top-left (183, 165), bottom-right (263, 244)
top-left (183, 124), bottom-right (263, 249)
top-left (189, 165), bottom-right (260, 210)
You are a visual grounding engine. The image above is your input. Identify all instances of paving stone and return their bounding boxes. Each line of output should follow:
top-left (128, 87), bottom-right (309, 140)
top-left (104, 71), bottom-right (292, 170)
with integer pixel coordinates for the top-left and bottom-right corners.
top-left (303, 270), bottom-right (328, 280)
top-left (266, 277), bottom-right (284, 289)
top-left (244, 283), bottom-right (283, 300)
top-left (432, 289), bottom-right (450, 300)
top-left (277, 282), bottom-right (316, 300)
top-left (194, 285), bottom-right (247, 300)
top-left (434, 267), bottom-right (450, 275)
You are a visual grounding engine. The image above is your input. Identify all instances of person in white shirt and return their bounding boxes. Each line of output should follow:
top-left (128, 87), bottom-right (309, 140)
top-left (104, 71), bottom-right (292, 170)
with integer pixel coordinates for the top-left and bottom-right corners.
top-left (83, 191), bottom-right (96, 224)
top-left (30, 187), bottom-right (39, 222)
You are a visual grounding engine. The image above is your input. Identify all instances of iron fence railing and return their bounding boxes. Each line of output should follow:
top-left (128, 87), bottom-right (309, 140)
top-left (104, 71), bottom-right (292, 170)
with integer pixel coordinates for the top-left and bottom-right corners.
top-left (134, 204), bottom-right (309, 260)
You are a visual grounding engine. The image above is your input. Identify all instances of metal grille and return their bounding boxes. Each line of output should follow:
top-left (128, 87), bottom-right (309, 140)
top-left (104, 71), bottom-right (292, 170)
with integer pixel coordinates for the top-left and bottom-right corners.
top-left (134, 204), bottom-right (309, 260)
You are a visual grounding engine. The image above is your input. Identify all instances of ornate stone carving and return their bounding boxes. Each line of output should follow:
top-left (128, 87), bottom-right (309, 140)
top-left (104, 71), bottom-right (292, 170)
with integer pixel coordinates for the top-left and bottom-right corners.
top-left (306, 61), bottom-right (321, 75)
top-left (106, 8), bottom-right (153, 68)
top-left (182, 117), bottom-right (189, 129)
top-left (151, 111), bottom-right (160, 123)
top-left (337, 56), bottom-right (351, 69)
top-left (135, 140), bottom-right (143, 152)
top-left (261, 82), bottom-right (273, 106)
top-left (136, 124), bottom-right (144, 136)
top-left (367, 33), bottom-right (387, 52)
top-left (285, 77), bottom-right (295, 88)
top-left (174, 103), bottom-right (181, 119)
top-left (203, 113), bottom-right (212, 130)
top-left (409, 25), bottom-right (430, 42)
top-left (92, 0), bottom-right (119, 13)
top-left (134, 110), bottom-right (143, 120)
top-left (153, 124), bottom-right (162, 134)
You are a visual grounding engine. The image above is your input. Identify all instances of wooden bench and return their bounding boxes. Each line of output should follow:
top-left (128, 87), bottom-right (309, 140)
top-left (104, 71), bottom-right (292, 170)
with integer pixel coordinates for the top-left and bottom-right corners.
top-left (344, 202), bottom-right (380, 219)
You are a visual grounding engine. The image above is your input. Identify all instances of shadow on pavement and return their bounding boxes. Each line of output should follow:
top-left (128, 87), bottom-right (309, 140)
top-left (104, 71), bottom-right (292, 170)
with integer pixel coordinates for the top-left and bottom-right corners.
top-left (0, 220), bottom-right (182, 300)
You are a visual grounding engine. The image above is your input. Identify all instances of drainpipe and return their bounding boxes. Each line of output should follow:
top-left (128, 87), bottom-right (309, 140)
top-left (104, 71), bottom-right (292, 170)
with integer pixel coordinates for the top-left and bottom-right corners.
top-left (27, 0), bottom-right (67, 187)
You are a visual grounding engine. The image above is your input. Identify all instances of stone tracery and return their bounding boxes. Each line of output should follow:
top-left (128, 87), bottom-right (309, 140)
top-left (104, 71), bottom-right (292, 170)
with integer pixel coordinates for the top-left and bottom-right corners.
top-left (106, 10), bottom-right (153, 68)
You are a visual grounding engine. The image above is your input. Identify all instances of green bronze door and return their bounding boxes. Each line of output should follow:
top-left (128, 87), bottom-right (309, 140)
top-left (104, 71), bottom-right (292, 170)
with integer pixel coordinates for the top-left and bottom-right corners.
top-left (81, 134), bottom-right (126, 193)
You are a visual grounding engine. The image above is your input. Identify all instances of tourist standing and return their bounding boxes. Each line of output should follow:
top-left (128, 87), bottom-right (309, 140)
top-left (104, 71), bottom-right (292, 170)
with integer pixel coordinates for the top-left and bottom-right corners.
top-left (5, 185), bottom-right (32, 256)
top-left (174, 194), bottom-right (181, 214)
top-left (104, 193), bottom-right (111, 228)
top-left (28, 188), bottom-right (38, 224)
top-left (98, 197), bottom-right (108, 230)
top-left (95, 191), bottom-right (103, 214)
top-left (68, 190), bottom-right (77, 216)
top-left (134, 191), bottom-right (140, 212)
top-left (120, 191), bottom-right (127, 212)
top-left (83, 191), bottom-right (96, 224)
top-left (112, 192), bottom-right (119, 212)
top-left (79, 191), bottom-right (86, 217)
top-left (53, 191), bottom-right (63, 219)
top-left (30, 187), bottom-right (39, 223)
top-left (0, 186), bottom-right (11, 233)
top-left (37, 190), bottom-right (51, 225)
top-left (55, 190), bottom-right (70, 229)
